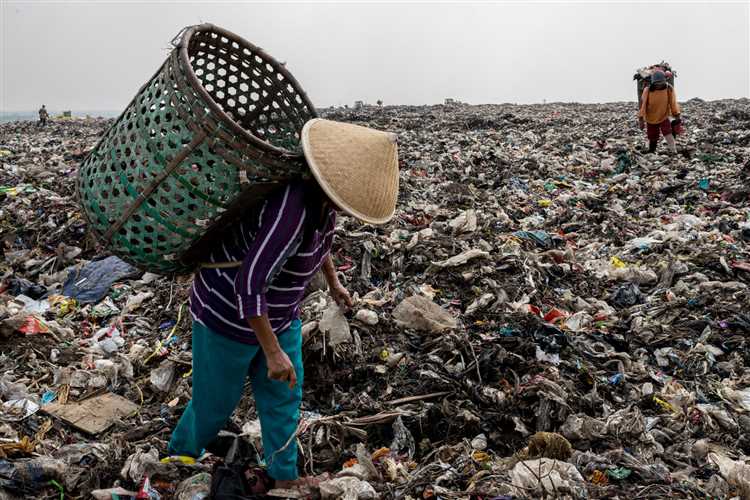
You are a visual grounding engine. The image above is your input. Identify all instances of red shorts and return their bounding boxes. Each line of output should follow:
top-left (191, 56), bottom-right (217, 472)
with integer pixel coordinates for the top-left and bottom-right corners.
top-left (646, 119), bottom-right (672, 141)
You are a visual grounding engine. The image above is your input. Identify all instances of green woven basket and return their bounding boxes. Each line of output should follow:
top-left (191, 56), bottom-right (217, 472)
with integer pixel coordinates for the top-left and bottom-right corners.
top-left (77, 24), bottom-right (317, 273)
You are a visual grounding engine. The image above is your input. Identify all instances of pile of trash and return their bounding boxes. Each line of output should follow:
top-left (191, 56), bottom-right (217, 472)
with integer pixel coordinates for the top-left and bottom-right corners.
top-left (0, 97), bottom-right (749, 498)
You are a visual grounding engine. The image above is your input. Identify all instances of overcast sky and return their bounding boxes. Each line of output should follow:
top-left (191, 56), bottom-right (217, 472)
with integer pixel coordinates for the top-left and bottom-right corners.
top-left (0, 1), bottom-right (748, 112)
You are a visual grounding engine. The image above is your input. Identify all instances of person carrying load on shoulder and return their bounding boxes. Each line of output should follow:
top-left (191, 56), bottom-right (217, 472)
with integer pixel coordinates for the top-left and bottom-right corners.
top-left (38, 105), bottom-right (49, 127)
top-left (164, 118), bottom-right (400, 494)
top-left (638, 71), bottom-right (681, 154)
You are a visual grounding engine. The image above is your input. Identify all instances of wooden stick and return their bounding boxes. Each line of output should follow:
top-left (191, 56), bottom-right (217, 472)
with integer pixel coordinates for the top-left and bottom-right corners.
top-left (103, 128), bottom-right (208, 243)
top-left (386, 391), bottom-right (452, 406)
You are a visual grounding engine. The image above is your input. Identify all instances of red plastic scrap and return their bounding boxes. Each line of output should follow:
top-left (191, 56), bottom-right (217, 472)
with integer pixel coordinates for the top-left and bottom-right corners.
top-left (136, 475), bottom-right (161, 499)
top-left (18, 316), bottom-right (50, 335)
top-left (689, 408), bottom-right (703, 425)
top-left (543, 308), bottom-right (569, 324)
top-left (336, 253), bottom-right (354, 272)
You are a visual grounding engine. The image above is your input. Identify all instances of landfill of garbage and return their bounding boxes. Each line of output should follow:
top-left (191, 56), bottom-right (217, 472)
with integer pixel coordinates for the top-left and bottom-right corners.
top-left (0, 97), bottom-right (749, 498)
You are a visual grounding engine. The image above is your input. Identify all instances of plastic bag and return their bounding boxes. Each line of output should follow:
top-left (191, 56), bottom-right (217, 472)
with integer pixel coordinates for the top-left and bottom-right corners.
top-left (150, 361), bottom-right (176, 393)
top-left (319, 303), bottom-right (352, 347)
top-left (511, 458), bottom-right (586, 498)
top-left (319, 477), bottom-right (377, 500)
top-left (62, 256), bottom-right (139, 304)
top-left (175, 472), bottom-right (211, 500)
top-left (392, 296), bottom-right (457, 333)
top-left (3, 277), bottom-right (47, 299)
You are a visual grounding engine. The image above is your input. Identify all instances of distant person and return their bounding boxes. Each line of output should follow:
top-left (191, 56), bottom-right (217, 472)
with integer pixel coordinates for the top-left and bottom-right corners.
top-left (38, 105), bottom-right (49, 127)
top-left (638, 71), bottom-right (681, 154)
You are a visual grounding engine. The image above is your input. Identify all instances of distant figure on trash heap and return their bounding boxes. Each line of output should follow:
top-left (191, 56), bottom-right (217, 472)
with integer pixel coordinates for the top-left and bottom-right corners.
top-left (163, 119), bottom-right (399, 495)
top-left (638, 71), bottom-right (682, 154)
top-left (38, 105), bottom-right (49, 127)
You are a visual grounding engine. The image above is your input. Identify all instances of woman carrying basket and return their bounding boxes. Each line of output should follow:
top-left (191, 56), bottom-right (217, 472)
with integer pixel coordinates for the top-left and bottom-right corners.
top-left (164, 118), bottom-right (400, 493)
top-left (638, 70), bottom-right (682, 154)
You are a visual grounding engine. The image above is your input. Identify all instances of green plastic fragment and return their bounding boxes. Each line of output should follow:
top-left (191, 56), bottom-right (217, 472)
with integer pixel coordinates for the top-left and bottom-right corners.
top-left (606, 467), bottom-right (632, 480)
top-left (49, 479), bottom-right (64, 500)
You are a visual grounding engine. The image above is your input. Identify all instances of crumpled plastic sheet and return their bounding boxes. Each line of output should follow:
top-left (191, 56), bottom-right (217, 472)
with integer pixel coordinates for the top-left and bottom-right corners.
top-left (62, 256), bottom-right (140, 303)
top-left (709, 452), bottom-right (750, 499)
top-left (391, 295), bottom-right (458, 333)
top-left (510, 458), bottom-right (586, 498)
top-left (319, 476), bottom-right (378, 500)
top-left (319, 302), bottom-right (352, 346)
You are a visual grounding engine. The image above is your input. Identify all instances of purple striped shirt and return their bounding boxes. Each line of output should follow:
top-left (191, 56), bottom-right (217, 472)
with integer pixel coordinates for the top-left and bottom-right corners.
top-left (190, 182), bottom-right (336, 344)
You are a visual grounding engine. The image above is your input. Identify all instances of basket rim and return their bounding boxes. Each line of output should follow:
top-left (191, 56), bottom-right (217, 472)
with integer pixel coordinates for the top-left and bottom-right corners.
top-left (178, 23), bottom-right (316, 159)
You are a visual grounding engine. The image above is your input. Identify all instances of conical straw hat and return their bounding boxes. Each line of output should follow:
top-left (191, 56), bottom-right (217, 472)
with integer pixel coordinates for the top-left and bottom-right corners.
top-left (301, 119), bottom-right (399, 225)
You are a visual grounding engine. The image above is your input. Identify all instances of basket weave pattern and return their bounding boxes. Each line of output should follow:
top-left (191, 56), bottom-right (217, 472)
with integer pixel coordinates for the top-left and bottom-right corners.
top-left (77, 24), bottom-right (316, 273)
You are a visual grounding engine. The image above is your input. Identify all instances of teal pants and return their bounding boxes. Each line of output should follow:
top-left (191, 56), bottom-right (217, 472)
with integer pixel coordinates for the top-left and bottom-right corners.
top-left (168, 319), bottom-right (303, 481)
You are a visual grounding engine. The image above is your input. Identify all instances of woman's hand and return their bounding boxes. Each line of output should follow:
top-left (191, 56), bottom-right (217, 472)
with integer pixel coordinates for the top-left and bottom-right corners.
top-left (248, 315), bottom-right (297, 390)
top-left (329, 281), bottom-right (353, 310)
top-left (266, 349), bottom-right (297, 389)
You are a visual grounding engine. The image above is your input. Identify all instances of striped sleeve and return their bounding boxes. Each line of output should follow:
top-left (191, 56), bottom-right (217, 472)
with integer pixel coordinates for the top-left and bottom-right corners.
top-left (234, 185), bottom-right (307, 319)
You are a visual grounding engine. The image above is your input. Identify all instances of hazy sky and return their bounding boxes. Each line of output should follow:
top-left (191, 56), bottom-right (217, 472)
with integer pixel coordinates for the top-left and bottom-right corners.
top-left (1, 1), bottom-right (748, 112)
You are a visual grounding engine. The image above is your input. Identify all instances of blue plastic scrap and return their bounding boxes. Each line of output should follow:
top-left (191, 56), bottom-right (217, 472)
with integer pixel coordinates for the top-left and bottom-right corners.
top-left (62, 256), bottom-right (140, 304)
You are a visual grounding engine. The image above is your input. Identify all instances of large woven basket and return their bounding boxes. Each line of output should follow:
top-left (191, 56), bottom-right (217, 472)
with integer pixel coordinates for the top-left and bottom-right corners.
top-left (77, 24), bottom-right (316, 273)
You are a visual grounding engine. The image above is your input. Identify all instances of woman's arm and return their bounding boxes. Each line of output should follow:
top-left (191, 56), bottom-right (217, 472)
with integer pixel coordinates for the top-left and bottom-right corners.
top-left (322, 254), bottom-right (353, 309)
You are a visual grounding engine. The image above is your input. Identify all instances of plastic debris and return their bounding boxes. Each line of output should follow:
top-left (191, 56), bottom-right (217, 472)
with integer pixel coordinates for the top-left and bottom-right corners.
top-left (510, 458), bottom-right (586, 498)
top-left (319, 302), bottom-right (352, 347)
top-left (709, 452), bottom-right (750, 499)
top-left (392, 295), bottom-right (457, 333)
top-left (0, 399), bottom-right (41, 422)
top-left (62, 256), bottom-right (140, 304)
top-left (150, 361), bottom-right (176, 393)
top-left (1, 97), bottom-right (749, 498)
top-left (319, 476), bottom-right (377, 500)
top-left (174, 472), bottom-right (211, 500)
top-left (17, 316), bottom-right (50, 335)
top-left (432, 248), bottom-right (490, 268)
top-left (0, 457), bottom-right (67, 495)
top-left (354, 309), bottom-right (379, 325)
top-left (91, 487), bottom-right (138, 499)
top-left (470, 433), bottom-right (487, 451)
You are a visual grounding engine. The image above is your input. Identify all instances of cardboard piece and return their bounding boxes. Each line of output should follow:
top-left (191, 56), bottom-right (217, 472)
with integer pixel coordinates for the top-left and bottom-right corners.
top-left (43, 393), bottom-right (138, 435)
